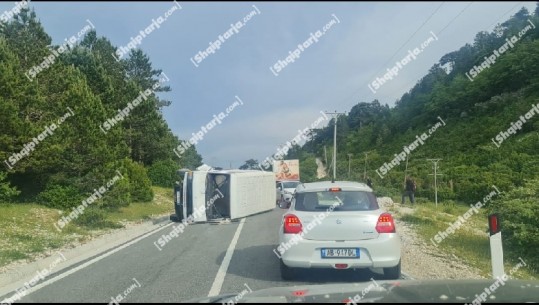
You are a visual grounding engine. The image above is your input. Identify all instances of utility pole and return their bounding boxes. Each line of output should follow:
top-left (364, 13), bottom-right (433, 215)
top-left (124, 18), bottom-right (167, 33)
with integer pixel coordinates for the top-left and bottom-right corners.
top-left (363, 152), bottom-right (369, 180)
top-left (403, 150), bottom-right (409, 189)
top-left (348, 153), bottom-right (352, 178)
top-left (427, 159), bottom-right (443, 207)
top-left (324, 146), bottom-right (328, 169)
top-left (324, 111), bottom-right (346, 182)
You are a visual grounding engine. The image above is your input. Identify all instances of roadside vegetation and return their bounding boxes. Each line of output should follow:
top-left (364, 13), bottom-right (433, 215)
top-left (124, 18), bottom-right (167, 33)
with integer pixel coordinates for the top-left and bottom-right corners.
top-left (385, 194), bottom-right (538, 280)
top-left (0, 186), bottom-right (173, 268)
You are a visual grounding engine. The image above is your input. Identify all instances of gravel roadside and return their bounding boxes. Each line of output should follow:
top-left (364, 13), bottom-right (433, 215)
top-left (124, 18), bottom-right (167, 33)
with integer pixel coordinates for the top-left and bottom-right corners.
top-left (378, 197), bottom-right (485, 280)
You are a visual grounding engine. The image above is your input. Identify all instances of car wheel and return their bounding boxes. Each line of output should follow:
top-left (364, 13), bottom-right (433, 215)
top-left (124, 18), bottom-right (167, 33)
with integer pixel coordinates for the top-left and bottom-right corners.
top-left (278, 196), bottom-right (285, 208)
top-left (383, 260), bottom-right (401, 280)
top-left (280, 259), bottom-right (296, 281)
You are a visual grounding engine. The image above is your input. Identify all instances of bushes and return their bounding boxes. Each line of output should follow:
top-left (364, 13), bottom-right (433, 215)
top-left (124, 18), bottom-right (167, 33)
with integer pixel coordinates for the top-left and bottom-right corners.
top-left (34, 159), bottom-right (155, 211)
top-left (489, 179), bottom-right (539, 273)
top-left (373, 185), bottom-right (399, 198)
top-left (0, 171), bottom-right (19, 202)
top-left (73, 207), bottom-right (122, 229)
top-left (298, 157), bottom-right (319, 182)
top-left (101, 177), bottom-right (131, 210)
top-left (148, 159), bottom-right (178, 188)
top-left (421, 186), bottom-right (457, 202)
top-left (34, 158), bottom-right (158, 213)
top-left (36, 184), bottom-right (84, 210)
top-left (122, 159), bottom-right (153, 202)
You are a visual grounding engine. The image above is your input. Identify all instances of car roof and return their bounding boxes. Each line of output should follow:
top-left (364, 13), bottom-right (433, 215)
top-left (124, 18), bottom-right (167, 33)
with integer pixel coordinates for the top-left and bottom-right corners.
top-left (296, 181), bottom-right (372, 193)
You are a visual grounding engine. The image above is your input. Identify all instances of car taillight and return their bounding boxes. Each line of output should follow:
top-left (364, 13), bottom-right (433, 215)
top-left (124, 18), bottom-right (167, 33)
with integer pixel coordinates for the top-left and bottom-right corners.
top-left (376, 213), bottom-right (396, 233)
top-left (292, 290), bottom-right (308, 297)
top-left (284, 214), bottom-right (302, 234)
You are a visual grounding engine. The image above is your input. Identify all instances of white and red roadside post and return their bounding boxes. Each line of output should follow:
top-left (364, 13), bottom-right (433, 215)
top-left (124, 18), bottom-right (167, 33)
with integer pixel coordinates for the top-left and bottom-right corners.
top-left (488, 213), bottom-right (504, 279)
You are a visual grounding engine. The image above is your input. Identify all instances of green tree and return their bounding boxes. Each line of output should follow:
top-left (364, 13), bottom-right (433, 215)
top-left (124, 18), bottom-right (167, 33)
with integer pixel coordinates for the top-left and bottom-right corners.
top-left (148, 159), bottom-right (179, 188)
top-left (239, 159), bottom-right (260, 170)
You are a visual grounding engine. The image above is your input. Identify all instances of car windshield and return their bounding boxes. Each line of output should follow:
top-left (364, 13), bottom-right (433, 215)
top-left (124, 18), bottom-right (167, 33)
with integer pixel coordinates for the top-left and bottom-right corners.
top-left (295, 191), bottom-right (379, 211)
top-left (282, 182), bottom-right (300, 189)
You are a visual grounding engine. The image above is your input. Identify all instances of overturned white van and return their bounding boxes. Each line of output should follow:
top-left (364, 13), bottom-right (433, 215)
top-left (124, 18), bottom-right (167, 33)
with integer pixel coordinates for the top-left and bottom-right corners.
top-left (172, 169), bottom-right (276, 223)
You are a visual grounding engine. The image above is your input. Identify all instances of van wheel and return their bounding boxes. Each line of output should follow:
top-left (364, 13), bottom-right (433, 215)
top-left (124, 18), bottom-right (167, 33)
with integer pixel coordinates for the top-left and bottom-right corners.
top-left (280, 259), bottom-right (296, 281)
top-left (383, 260), bottom-right (401, 280)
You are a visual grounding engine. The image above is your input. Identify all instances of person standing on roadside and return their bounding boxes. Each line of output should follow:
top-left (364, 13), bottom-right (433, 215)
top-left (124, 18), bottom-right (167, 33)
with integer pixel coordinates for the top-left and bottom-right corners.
top-left (366, 177), bottom-right (373, 189)
top-left (402, 176), bottom-right (416, 206)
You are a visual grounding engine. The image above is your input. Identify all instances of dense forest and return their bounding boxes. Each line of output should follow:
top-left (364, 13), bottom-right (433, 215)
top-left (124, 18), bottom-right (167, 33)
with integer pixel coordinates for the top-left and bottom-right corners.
top-left (0, 8), bottom-right (203, 210)
top-left (278, 6), bottom-right (539, 271)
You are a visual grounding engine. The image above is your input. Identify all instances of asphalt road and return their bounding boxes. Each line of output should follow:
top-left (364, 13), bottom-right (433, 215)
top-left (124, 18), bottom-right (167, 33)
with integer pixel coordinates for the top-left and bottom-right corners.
top-left (2, 207), bottom-right (406, 303)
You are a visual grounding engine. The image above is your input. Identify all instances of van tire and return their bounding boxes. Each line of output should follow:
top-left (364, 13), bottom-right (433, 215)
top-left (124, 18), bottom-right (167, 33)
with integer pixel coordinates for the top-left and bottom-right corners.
top-left (170, 214), bottom-right (180, 222)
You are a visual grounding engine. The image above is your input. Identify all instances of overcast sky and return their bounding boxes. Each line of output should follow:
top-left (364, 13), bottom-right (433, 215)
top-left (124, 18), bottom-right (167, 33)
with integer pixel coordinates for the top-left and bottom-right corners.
top-left (2, 1), bottom-right (536, 168)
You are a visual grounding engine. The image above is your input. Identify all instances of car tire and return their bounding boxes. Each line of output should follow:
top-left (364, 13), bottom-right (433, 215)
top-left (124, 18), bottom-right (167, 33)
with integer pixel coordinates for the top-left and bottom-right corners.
top-left (279, 196), bottom-right (285, 209)
top-left (383, 259), bottom-right (401, 280)
top-left (280, 259), bottom-right (296, 281)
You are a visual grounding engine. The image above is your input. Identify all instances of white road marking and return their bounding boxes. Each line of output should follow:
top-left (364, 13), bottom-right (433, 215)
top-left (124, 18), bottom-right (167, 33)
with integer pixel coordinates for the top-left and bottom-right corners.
top-left (208, 218), bottom-right (246, 297)
top-left (0, 222), bottom-right (174, 302)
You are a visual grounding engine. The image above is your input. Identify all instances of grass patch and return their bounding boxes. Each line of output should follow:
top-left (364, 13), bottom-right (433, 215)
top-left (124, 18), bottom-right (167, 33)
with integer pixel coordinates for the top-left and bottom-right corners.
top-left (396, 199), bottom-right (538, 280)
top-left (0, 203), bottom-right (83, 268)
top-left (74, 208), bottom-right (124, 229)
top-left (0, 250), bottom-right (28, 266)
top-left (106, 186), bottom-right (173, 223)
top-left (400, 213), bottom-right (436, 226)
top-left (0, 186), bottom-right (174, 269)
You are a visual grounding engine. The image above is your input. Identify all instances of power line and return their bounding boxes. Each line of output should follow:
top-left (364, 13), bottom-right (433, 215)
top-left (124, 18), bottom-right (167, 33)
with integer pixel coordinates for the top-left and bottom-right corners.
top-left (325, 2), bottom-right (445, 112)
top-left (366, 2), bottom-right (446, 84)
top-left (331, 2), bottom-right (476, 112)
top-left (375, 2), bottom-right (520, 103)
top-left (437, 2), bottom-right (474, 36)
top-left (365, 2), bottom-right (475, 104)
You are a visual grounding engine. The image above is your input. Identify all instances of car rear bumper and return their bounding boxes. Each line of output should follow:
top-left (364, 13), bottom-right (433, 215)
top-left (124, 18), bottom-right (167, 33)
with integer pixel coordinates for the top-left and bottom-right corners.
top-left (278, 234), bottom-right (401, 269)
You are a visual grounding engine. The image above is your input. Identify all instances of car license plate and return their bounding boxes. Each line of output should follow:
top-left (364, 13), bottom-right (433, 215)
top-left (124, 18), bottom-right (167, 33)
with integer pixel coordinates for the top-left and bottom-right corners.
top-left (321, 248), bottom-right (360, 258)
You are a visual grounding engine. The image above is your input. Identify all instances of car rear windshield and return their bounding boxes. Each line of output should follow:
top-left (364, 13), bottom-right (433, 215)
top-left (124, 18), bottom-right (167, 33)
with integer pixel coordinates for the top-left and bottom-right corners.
top-left (294, 190), bottom-right (379, 211)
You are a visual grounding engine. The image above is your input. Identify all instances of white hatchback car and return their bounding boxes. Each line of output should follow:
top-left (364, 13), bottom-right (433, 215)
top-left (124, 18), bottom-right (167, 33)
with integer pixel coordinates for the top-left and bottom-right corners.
top-left (276, 180), bottom-right (301, 208)
top-left (276, 181), bottom-right (401, 280)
